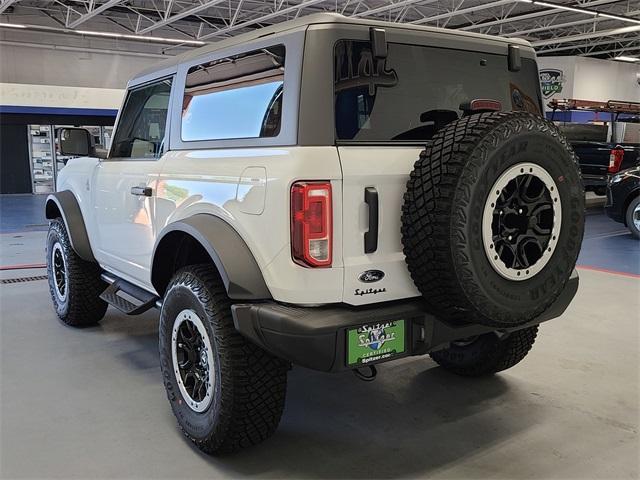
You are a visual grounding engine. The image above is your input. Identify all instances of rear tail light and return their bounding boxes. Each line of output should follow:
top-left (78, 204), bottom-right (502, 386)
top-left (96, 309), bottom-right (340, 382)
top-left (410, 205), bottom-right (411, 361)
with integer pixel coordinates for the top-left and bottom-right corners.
top-left (291, 181), bottom-right (332, 267)
top-left (608, 148), bottom-right (624, 173)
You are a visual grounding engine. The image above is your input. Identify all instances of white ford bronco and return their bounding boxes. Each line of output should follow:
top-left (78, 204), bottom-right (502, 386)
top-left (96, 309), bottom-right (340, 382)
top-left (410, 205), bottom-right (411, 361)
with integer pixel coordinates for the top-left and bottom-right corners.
top-left (46, 13), bottom-right (584, 454)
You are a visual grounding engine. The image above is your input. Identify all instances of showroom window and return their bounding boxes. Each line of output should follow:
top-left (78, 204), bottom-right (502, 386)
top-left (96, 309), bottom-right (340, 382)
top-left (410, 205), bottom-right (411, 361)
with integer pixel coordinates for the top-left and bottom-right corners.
top-left (109, 78), bottom-right (172, 159)
top-left (181, 45), bottom-right (285, 141)
top-left (334, 40), bottom-right (542, 142)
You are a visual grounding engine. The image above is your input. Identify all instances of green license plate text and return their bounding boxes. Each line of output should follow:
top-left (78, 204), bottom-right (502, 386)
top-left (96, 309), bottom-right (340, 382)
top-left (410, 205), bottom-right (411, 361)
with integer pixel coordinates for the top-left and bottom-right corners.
top-left (347, 320), bottom-right (405, 366)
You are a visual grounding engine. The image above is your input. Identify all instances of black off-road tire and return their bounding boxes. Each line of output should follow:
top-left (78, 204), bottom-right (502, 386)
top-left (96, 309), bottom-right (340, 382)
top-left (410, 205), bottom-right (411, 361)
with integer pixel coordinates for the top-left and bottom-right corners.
top-left (430, 326), bottom-right (538, 377)
top-left (625, 196), bottom-right (640, 240)
top-left (46, 218), bottom-right (108, 326)
top-left (158, 265), bottom-right (289, 454)
top-left (401, 112), bottom-right (584, 328)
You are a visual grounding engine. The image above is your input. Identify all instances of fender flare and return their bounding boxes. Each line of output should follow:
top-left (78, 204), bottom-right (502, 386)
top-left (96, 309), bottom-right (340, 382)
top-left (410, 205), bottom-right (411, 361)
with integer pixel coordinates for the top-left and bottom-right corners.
top-left (152, 214), bottom-right (271, 300)
top-left (45, 191), bottom-right (96, 262)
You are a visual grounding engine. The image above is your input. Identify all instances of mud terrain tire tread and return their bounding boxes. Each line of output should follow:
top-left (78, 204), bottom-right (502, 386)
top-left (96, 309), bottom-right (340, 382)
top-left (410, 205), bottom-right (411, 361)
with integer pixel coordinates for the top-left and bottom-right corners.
top-left (401, 112), bottom-right (584, 327)
top-left (158, 265), bottom-right (289, 454)
top-left (46, 218), bottom-right (107, 326)
top-left (430, 326), bottom-right (538, 376)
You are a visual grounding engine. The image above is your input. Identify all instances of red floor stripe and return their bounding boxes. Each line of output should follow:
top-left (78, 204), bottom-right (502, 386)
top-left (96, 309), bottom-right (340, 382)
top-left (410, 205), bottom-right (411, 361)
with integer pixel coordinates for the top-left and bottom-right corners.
top-left (0, 263), bottom-right (47, 271)
top-left (577, 265), bottom-right (640, 279)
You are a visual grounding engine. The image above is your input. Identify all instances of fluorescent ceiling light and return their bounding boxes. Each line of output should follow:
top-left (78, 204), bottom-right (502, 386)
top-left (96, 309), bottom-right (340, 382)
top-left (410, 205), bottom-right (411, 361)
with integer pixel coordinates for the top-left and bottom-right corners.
top-left (533, 1), bottom-right (597, 15)
top-left (598, 12), bottom-right (640, 25)
top-left (0, 22), bottom-right (27, 28)
top-left (0, 22), bottom-right (205, 45)
top-left (75, 29), bottom-right (205, 45)
top-left (614, 56), bottom-right (640, 62)
top-left (517, 0), bottom-right (640, 24)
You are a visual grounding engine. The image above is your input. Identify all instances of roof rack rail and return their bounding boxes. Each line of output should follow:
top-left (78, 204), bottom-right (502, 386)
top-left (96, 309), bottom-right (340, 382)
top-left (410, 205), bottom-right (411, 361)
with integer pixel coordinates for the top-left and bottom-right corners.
top-left (548, 98), bottom-right (640, 115)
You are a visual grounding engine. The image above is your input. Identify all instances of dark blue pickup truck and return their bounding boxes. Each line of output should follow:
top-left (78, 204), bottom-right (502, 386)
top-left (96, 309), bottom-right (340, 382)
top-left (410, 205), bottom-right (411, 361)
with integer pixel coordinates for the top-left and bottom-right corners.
top-left (558, 122), bottom-right (640, 196)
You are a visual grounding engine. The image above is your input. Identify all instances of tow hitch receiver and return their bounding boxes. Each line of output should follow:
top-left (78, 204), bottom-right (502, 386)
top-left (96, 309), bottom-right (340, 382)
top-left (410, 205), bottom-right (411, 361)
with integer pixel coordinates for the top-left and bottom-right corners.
top-left (353, 365), bottom-right (377, 382)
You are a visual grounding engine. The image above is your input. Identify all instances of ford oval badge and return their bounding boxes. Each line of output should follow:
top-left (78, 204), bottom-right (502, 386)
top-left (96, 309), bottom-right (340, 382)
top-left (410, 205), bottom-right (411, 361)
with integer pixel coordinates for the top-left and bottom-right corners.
top-left (358, 270), bottom-right (385, 283)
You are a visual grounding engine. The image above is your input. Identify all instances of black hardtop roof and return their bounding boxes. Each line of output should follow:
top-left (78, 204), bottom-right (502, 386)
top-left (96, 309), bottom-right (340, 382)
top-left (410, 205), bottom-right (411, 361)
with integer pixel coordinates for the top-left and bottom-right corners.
top-left (130, 12), bottom-right (532, 84)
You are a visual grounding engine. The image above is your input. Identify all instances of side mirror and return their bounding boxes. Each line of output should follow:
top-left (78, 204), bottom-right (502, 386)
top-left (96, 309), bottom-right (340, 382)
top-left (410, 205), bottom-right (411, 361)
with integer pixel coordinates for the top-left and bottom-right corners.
top-left (58, 128), bottom-right (103, 157)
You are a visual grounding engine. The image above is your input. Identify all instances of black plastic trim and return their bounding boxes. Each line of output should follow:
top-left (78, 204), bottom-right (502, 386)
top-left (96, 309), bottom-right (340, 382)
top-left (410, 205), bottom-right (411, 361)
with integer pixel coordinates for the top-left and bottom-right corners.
top-left (364, 187), bottom-right (379, 253)
top-left (45, 191), bottom-right (96, 262)
top-left (232, 270), bottom-right (579, 372)
top-left (100, 273), bottom-right (159, 315)
top-left (508, 44), bottom-right (521, 72)
top-left (152, 214), bottom-right (271, 300)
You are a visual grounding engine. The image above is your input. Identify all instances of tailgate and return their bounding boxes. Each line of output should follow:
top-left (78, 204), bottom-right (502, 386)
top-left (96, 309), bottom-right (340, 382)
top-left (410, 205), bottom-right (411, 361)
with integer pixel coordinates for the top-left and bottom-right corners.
top-left (338, 146), bottom-right (421, 305)
top-left (572, 141), bottom-right (611, 177)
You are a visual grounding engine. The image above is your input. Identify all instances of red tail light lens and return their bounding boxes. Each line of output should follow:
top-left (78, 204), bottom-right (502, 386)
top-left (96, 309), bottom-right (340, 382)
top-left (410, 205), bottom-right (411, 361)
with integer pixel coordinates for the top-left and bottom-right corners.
top-left (291, 181), bottom-right (332, 267)
top-left (608, 148), bottom-right (624, 173)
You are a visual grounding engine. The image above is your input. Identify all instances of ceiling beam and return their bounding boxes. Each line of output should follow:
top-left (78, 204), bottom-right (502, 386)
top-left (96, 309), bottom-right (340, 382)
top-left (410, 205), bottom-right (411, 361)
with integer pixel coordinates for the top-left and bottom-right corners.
top-left (137, 0), bottom-right (227, 34)
top-left (458, 0), bottom-right (619, 31)
top-left (0, 0), bottom-right (18, 15)
top-left (411, 0), bottom-right (516, 25)
top-left (504, 9), bottom-right (640, 37)
top-left (537, 35), bottom-right (640, 53)
top-left (67, 0), bottom-right (125, 28)
top-left (533, 24), bottom-right (640, 47)
top-left (198, 0), bottom-right (326, 40)
top-left (352, 0), bottom-right (439, 18)
top-left (582, 44), bottom-right (640, 57)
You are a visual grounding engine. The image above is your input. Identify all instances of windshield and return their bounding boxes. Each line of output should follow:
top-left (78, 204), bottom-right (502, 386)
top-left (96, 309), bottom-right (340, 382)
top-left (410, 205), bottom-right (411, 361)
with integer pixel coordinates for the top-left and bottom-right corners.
top-left (334, 40), bottom-right (542, 142)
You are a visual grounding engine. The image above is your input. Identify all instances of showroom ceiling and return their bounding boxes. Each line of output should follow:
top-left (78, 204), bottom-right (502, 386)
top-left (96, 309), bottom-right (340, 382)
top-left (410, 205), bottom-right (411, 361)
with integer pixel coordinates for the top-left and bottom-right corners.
top-left (0, 0), bottom-right (639, 58)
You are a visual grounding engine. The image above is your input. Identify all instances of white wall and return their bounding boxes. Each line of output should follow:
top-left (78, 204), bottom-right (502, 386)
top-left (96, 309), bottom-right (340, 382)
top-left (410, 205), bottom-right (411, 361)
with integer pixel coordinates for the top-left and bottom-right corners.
top-left (0, 29), bottom-right (183, 110)
top-left (573, 57), bottom-right (640, 103)
top-left (0, 42), bottom-right (162, 90)
top-left (0, 82), bottom-right (125, 110)
top-left (537, 56), bottom-right (575, 104)
top-left (538, 56), bottom-right (640, 110)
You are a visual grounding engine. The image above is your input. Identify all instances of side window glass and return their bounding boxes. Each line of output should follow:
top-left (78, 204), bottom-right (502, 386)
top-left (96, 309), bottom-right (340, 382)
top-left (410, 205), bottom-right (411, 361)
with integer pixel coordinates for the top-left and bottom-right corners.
top-left (110, 78), bottom-right (172, 159)
top-left (182, 45), bottom-right (285, 141)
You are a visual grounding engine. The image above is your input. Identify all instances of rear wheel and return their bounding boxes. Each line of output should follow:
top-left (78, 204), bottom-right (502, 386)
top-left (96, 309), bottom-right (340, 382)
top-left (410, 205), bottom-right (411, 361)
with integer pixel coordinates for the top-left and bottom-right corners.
top-left (46, 219), bottom-right (107, 326)
top-left (430, 326), bottom-right (538, 377)
top-left (625, 196), bottom-right (640, 240)
top-left (158, 265), bottom-right (289, 454)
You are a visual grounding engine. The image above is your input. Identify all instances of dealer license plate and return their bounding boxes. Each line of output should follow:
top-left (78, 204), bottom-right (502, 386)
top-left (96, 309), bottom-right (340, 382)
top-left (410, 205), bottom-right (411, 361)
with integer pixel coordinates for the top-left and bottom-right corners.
top-left (347, 320), bottom-right (406, 367)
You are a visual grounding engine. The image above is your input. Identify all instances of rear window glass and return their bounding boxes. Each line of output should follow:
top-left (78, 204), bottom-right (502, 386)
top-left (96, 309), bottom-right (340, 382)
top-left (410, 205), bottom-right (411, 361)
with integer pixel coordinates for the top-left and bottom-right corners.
top-left (334, 41), bottom-right (542, 142)
top-left (182, 45), bottom-right (285, 141)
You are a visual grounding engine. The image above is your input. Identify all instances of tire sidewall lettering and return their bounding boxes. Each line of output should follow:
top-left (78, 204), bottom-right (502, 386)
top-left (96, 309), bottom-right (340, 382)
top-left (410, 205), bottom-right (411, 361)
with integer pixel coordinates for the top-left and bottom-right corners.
top-left (456, 117), bottom-right (584, 321)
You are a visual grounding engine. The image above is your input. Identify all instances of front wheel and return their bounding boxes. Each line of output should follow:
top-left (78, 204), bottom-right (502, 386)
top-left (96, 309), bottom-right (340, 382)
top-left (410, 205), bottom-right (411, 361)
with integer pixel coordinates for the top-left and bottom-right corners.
top-left (430, 326), bottom-right (538, 377)
top-left (625, 197), bottom-right (640, 240)
top-left (46, 219), bottom-right (107, 326)
top-left (158, 265), bottom-right (289, 454)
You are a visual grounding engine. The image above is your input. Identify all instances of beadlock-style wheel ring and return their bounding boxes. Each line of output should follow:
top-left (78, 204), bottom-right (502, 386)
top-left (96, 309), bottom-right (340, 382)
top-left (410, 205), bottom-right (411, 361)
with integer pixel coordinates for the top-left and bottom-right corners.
top-left (482, 163), bottom-right (562, 281)
top-left (171, 309), bottom-right (215, 413)
top-left (51, 242), bottom-right (68, 302)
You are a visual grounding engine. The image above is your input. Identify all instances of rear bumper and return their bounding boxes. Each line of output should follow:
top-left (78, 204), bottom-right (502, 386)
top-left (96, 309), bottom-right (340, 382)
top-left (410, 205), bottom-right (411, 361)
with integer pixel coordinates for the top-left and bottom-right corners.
top-left (232, 270), bottom-right (579, 372)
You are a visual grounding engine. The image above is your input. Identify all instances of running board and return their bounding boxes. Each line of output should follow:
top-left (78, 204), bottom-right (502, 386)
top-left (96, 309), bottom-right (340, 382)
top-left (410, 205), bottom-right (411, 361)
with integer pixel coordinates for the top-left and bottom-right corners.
top-left (100, 274), bottom-right (159, 315)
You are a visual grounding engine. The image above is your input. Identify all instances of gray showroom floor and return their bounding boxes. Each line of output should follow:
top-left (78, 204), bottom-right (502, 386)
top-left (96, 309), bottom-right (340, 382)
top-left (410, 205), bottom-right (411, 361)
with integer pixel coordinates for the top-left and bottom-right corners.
top-left (1, 198), bottom-right (639, 479)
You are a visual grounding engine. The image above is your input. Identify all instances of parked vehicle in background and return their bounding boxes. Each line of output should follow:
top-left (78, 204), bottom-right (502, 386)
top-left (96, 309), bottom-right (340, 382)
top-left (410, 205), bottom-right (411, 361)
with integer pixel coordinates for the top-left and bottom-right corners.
top-left (606, 165), bottom-right (640, 239)
top-left (551, 100), bottom-right (640, 196)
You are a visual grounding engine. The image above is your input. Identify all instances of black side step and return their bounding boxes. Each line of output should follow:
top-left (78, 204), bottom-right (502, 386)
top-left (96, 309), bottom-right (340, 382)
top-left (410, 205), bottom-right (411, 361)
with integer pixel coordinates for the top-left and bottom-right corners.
top-left (100, 274), bottom-right (159, 315)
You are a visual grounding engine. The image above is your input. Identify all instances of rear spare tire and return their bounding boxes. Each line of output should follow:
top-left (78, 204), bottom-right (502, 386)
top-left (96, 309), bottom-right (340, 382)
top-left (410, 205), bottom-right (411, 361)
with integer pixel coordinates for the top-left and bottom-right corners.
top-left (401, 112), bottom-right (584, 328)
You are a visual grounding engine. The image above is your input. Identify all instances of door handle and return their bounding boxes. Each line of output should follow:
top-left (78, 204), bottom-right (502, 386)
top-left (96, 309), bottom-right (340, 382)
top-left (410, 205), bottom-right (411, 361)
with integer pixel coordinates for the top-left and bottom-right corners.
top-left (131, 186), bottom-right (152, 197)
top-left (364, 187), bottom-right (378, 254)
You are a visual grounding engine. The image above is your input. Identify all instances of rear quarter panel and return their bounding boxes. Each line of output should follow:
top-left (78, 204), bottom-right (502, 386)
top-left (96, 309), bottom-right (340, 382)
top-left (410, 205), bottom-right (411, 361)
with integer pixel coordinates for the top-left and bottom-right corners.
top-left (155, 146), bottom-right (345, 304)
